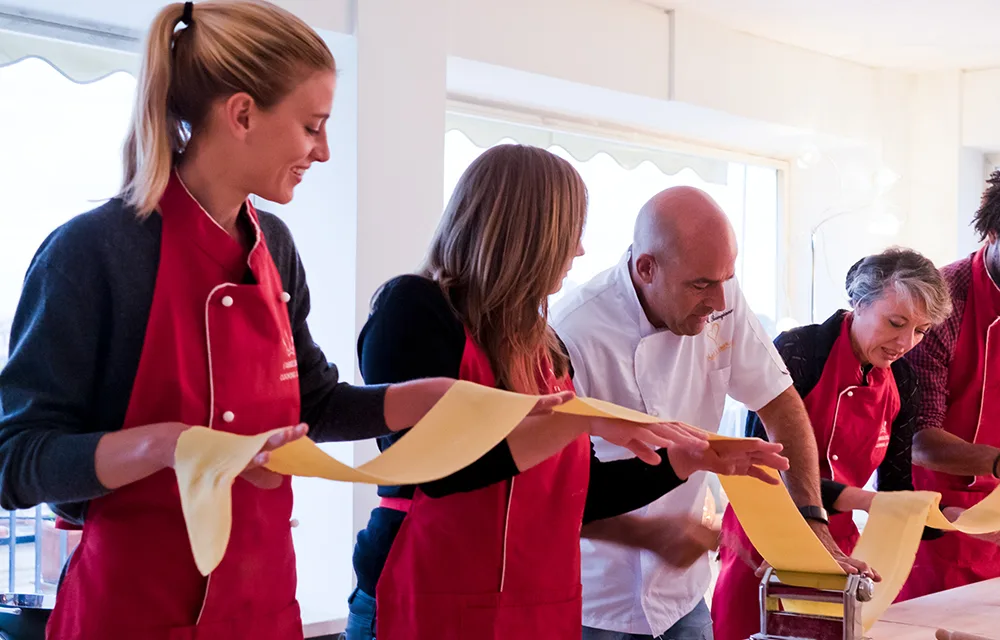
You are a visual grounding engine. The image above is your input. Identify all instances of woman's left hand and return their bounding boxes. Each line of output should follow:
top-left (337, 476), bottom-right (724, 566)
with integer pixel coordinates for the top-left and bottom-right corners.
top-left (590, 419), bottom-right (710, 466)
top-left (238, 423), bottom-right (309, 489)
top-left (527, 390), bottom-right (577, 416)
top-left (667, 438), bottom-right (789, 483)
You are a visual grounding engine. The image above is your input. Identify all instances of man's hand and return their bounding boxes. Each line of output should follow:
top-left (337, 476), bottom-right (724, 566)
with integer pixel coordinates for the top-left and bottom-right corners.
top-left (581, 514), bottom-right (720, 570)
top-left (667, 438), bottom-right (789, 483)
top-left (807, 520), bottom-right (880, 581)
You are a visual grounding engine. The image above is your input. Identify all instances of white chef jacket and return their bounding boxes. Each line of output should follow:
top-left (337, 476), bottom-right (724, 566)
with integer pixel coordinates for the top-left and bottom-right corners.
top-left (551, 250), bottom-right (792, 636)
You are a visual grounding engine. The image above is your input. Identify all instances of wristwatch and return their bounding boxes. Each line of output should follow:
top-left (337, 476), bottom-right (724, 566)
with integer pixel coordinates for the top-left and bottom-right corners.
top-left (798, 505), bottom-right (830, 526)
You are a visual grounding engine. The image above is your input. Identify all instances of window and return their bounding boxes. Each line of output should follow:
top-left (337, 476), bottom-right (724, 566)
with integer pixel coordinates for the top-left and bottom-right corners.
top-left (0, 38), bottom-right (137, 593)
top-left (443, 114), bottom-right (782, 327)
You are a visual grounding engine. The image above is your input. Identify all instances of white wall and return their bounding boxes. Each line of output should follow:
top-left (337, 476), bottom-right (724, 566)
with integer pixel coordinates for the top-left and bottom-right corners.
top-left (449, 0), bottom-right (670, 100)
top-left (672, 11), bottom-right (879, 143)
top-left (958, 148), bottom-right (987, 257)
top-left (251, 29), bottom-right (359, 630)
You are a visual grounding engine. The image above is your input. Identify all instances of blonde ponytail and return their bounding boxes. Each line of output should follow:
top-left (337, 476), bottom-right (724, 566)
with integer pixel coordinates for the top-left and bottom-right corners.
top-left (121, 3), bottom-right (187, 218)
top-left (120, 1), bottom-right (335, 218)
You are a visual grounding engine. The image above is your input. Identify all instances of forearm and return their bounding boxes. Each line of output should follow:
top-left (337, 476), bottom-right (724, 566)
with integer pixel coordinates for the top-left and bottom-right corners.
top-left (832, 486), bottom-right (875, 513)
top-left (420, 405), bottom-right (593, 498)
top-left (755, 387), bottom-right (822, 507)
top-left (382, 378), bottom-right (455, 432)
top-left (0, 428), bottom-right (108, 510)
top-left (581, 513), bottom-right (645, 544)
top-left (93, 422), bottom-right (185, 490)
top-left (913, 429), bottom-right (999, 477)
top-left (583, 449), bottom-right (683, 523)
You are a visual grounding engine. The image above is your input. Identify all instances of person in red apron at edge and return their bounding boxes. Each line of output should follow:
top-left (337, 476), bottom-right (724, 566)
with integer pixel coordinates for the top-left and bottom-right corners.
top-left (0, 3), bottom-right (575, 639)
top-left (899, 170), bottom-right (1000, 600)
top-left (344, 144), bottom-right (790, 640)
top-left (711, 247), bottom-right (954, 640)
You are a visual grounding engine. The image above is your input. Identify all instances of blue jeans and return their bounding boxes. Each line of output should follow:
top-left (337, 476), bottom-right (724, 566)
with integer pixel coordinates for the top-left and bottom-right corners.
top-left (582, 599), bottom-right (714, 640)
top-left (343, 587), bottom-right (377, 640)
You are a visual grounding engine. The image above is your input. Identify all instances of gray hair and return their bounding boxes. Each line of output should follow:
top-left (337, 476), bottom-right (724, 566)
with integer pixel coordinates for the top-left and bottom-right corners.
top-left (845, 247), bottom-right (952, 325)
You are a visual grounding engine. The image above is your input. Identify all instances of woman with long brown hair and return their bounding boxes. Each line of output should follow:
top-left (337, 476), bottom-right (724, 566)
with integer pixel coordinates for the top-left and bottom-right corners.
top-left (347, 144), bottom-right (788, 640)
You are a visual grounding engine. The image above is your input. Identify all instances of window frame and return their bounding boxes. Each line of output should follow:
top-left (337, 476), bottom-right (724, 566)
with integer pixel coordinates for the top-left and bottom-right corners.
top-left (444, 98), bottom-right (793, 323)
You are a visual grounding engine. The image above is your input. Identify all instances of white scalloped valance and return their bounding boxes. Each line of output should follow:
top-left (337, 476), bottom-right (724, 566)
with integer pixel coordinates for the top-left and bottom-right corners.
top-left (446, 112), bottom-right (731, 185)
top-left (0, 29), bottom-right (137, 81)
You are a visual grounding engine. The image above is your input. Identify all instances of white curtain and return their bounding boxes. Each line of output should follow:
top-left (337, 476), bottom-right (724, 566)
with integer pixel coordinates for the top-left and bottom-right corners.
top-left (446, 112), bottom-right (731, 186)
top-left (0, 25), bottom-right (138, 82)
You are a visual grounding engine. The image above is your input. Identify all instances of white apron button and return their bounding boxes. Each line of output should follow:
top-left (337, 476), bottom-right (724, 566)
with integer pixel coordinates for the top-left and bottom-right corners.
top-left (290, 518), bottom-right (300, 528)
top-left (831, 454), bottom-right (840, 461)
top-left (280, 291), bottom-right (291, 303)
top-left (221, 295), bottom-right (234, 307)
top-left (846, 391), bottom-right (854, 397)
top-left (222, 411), bottom-right (235, 423)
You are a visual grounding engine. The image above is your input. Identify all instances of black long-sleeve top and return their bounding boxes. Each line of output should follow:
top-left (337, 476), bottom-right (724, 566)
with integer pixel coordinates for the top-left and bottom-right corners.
top-left (351, 275), bottom-right (688, 596)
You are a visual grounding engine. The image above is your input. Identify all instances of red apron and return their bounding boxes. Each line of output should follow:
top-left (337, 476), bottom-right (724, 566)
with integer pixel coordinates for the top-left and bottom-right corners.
top-left (900, 246), bottom-right (1000, 601)
top-left (47, 174), bottom-right (303, 639)
top-left (712, 314), bottom-right (898, 640)
top-left (375, 333), bottom-right (591, 640)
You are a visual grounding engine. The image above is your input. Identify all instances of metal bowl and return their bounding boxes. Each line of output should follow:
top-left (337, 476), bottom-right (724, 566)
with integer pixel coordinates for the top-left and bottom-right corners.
top-left (0, 593), bottom-right (54, 640)
top-left (0, 594), bottom-right (53, 610)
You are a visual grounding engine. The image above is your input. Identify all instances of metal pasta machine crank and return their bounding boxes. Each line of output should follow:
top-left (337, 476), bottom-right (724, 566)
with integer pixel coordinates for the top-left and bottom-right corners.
top-left (748, 567), bottom-right (876, 640)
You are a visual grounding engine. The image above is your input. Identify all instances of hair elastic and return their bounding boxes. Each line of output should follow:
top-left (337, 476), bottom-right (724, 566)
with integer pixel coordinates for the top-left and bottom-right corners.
top-left (180, 2), bottom-right (194, 26)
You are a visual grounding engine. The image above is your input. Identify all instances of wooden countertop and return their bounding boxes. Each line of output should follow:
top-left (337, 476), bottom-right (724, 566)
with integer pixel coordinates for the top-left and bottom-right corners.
top-left (869, 577), bottom-right (1000, 639)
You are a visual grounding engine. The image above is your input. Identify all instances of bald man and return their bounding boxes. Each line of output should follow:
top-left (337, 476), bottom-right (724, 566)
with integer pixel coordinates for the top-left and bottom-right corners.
top-left (552, 187), bottom-right (870, 640)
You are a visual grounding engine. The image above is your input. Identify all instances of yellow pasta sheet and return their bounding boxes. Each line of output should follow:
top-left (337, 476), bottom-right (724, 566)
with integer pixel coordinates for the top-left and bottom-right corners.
top-left (173, 379), bottom-right (1000, 634)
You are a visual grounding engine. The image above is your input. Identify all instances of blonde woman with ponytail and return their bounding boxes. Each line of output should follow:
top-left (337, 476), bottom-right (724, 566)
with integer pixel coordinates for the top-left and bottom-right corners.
top-left (347, 144), bottom-right (788, 640)
top-left (0, 2), bottom-right (566, 638)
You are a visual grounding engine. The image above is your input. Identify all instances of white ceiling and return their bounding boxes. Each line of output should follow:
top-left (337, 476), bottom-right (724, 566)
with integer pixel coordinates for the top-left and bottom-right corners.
top-left (649, 0), bottom-right (1000, 71)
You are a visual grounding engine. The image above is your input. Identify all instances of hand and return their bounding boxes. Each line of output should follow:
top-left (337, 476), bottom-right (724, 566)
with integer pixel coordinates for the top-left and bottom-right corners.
top-left (527, 390), bottom-right (576, 416)
top-left (590, 418), bottom-right (709, 466)
top-left (808, 520), bottom-right (881, 581)
top-left (943, 506), bottom-right (1000, 546)
top-left (667, 438), bottom-right (789, 483)
top-left (237, 423), bottom-right (309, 489)
top-left (582, 514), bottom-right (719, 570)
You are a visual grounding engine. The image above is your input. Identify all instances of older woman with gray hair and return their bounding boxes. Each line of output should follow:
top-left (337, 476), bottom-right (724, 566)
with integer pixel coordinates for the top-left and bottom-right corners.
top-left (712, 246), bottom-right (952, 640)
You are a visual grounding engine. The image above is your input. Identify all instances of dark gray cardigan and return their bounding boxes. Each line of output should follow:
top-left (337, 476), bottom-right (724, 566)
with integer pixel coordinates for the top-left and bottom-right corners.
top-left (0, 198), bottom-right (389, 521)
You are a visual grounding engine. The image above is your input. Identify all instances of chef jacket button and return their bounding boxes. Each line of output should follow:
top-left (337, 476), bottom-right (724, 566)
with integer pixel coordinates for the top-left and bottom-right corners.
top-left (290, 518), bottom-right (300, 528)
top-left (280, 291), bottom-right (291, 303)
top-left (832, 454), bottom-right (840, 461)
top-left (847, 391), bottom-right (854, 398)
top-left (221, 295), bottom-right (234, 307)
top-left (222, 411), bottom-right (235, 423)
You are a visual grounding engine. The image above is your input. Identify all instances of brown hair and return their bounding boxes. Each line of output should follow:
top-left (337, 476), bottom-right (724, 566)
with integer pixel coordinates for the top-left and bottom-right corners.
top-left (422, 145), bottom-right (588, 393)
top-left (121, 0), bottom-right (335, 216)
